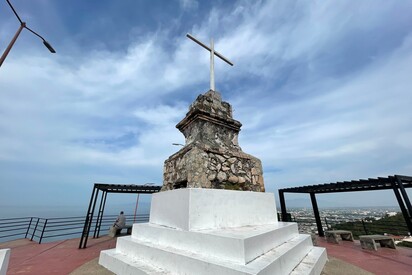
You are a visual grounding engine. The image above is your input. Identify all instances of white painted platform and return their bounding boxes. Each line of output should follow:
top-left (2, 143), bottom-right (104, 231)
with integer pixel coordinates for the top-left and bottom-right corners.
top-left (149, 188), bottom-right (278, 231)
top-left (0, 248), bottom-right (10, 275)
top-left (100, 188), bottom-right (327, 274)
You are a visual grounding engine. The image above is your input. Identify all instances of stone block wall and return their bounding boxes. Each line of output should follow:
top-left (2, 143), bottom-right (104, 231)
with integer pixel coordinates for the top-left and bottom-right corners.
top-left (162, 145), bottom-right (264, 192)
top-left (161, 90), bottom-right (265, 192)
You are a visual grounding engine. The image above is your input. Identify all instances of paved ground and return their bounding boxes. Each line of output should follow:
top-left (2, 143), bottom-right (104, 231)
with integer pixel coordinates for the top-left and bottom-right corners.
top-left (70, 258), bottom-right (113, 275)
top-left (0, 236), bottom-right (116, 275)
top-left (321, 257), bottom-right (374, 275)
top-left (2, 235), bottom-right (411, 274)
top-left (317, 237), bottom-right (412, 275)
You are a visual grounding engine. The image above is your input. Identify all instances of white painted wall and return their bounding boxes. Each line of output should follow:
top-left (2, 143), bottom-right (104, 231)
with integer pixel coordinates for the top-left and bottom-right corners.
top-left (0, 248), bottom-right (10, 275)
top-left (150, 188), bottom-right (278, 230)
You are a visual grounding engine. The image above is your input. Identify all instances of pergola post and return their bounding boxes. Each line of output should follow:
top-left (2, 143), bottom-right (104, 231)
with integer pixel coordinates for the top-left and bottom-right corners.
top-left (279, 190), bottom-right (287, 221)
top-left (79, 185), bottom-right (97, 249)
top-left (79, 185), bottom-right (99, 249)
top-left (78, 183), bottom-right (161, 249)
top-left (94, 190), bottom-right (107, 238)
top-left (396, 176), bottom-right (412, 219)
top-left (392, 180), bottom-right (412, 234)
top-left (310, 192), bottom-right (324, 237)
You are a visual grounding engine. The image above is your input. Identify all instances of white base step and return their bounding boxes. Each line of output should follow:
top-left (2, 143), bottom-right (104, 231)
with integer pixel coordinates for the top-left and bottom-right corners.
top-left (131, 222), bottom-right (299, 264)
top-left (291, 247), bottom-right (328, 275)
top-left (99, 189), bottom-right (327, 275)
top-left (100, 233), bottom-right (321, 275)
top-left (99, 249), bottom-right (170, 275)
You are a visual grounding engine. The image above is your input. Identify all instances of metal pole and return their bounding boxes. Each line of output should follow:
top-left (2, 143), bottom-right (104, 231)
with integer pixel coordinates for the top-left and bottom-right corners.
top-left (25, 217), bottom-right (33, 238)
top-left (94, 191), bottom-right (105, 238)
top-left (210, 38), bottom-right (215, 91)
top-left (83, 188), bottom-right (99, 248)
top-left (278, 190), bottom-right (287, 221)
top-left (0, 23), bottom-right (25, 67)
top-left (310, 192), bottom-right (324, 237)
top-left (39, 219), bottom-right (48, 244)
top-left (133, 193), bottom-right (140, 223)
top-left (79, 185), bottom-right (96, 249)
top-left (96, 191), bottom-right (108, 238)
top-left (31, 218), bottom-right (40, 241)
top-left (133, 183), bottom-right (154, 223)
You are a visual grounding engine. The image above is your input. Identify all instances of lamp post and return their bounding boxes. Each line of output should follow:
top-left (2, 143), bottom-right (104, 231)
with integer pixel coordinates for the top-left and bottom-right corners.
top-left (133, 183), bottom-right (154, 223)
top-left (0, 0), bottom-right (55, 67)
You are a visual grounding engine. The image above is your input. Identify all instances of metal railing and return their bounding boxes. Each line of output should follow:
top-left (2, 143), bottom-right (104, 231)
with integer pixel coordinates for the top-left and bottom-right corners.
top-left (279, 213), bottom-right (409, 238)
top-left (0, 214), bottom-right (149, 244)
top-left (328, 218), bottom-right (409, 237)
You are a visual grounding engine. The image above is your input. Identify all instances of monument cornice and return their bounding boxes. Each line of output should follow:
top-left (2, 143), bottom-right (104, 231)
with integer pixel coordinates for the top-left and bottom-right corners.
top-left (176, 108), bottom-right (242, 133)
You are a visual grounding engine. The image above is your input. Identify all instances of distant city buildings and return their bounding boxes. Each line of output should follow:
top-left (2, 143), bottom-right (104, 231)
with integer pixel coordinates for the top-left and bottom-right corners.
top-left (286, 207), bottom-right (403, 235)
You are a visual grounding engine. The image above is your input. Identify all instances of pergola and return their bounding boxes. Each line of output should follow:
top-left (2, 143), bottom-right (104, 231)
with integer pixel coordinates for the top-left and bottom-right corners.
top-left (79, 183), bottom-right (161, 249)
top-left (278, 175), bottom-right (412, 236)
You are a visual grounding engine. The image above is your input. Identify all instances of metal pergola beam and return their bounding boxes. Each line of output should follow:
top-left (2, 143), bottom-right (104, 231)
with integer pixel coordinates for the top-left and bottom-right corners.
top-left (280, 175), bottom-right (411, 194)
top-left (278, 175), bottom-right (412, 236)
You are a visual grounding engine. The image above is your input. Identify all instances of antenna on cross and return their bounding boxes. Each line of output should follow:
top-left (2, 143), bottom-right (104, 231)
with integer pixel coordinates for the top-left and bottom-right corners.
top-left (186, 33), bottom-right (233, 91)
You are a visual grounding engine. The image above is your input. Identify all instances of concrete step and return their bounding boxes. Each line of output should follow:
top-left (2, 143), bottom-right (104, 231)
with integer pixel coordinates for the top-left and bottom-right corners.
top-left (248, 234), bottom-right (314, 274)
top-left (290, 247), bottom-right (327, 275)
top-left (131, 221), bottom-right (299, 264)
top-left (101, 234), bottom-right (314, 275)
top-left (99, 249), bottom-right (171, 275)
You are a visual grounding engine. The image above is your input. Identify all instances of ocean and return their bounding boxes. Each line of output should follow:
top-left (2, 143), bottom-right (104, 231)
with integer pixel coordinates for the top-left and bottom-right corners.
top-left (0, 200), bottom-right (152, 219)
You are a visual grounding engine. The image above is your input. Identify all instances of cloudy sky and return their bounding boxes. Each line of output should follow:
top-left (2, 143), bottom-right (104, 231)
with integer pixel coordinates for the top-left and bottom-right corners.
top-left (0, 0), bottom-right (411, 214)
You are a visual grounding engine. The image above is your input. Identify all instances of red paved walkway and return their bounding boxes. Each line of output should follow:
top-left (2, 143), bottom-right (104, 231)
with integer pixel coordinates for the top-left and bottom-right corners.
top-left (1, 236), bottom-right (411, 274)
top-left (317, 237), bottom-right (412, 275)
top-left (0, 237), bottom-right (116, 274)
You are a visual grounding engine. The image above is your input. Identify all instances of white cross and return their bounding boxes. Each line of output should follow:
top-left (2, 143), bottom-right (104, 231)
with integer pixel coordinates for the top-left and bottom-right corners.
top-left (187, 33), bottom-right (233, 91)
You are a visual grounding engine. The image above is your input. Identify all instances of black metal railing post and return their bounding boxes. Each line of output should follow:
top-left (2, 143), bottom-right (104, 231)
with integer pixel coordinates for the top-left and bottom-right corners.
top-left (25, 217), bottom-right (33, 238)
top-left (0, 214), bottom-right (151, 244)
top-left (39, 219), bottom-right (48, 244)
top-left (31, 218), bottom-right (40, 241)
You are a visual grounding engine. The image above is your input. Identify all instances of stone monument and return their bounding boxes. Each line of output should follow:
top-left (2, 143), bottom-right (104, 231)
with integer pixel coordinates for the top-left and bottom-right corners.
top-left (99, 34), bottom-right (327, 274)
top-left (162, 89), bottom-right (264, 192)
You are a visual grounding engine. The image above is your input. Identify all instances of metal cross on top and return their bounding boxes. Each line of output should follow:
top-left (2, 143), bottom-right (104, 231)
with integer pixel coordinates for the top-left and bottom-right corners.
top-left (187, 33), bottom-right (233, 91)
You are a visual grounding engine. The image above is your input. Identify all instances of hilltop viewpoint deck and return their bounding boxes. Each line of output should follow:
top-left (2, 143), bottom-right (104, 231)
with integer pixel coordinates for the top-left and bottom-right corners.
top-left (1, 235), bottom-right (411, 275)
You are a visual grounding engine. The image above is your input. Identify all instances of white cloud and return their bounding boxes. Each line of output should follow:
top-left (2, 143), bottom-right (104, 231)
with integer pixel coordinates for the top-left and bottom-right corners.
top-left (179, 0), bottom-right (198, 11)
top-left (1, 0), bottom-right (411, 207)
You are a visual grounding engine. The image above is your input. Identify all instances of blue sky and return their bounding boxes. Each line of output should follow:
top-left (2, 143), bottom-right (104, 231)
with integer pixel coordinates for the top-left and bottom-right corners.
top-left (1, 0), bottom-right (412, 214)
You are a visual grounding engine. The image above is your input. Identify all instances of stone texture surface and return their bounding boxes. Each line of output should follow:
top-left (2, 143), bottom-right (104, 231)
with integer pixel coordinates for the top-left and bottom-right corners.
top-left (162, 90), bottom-right (265, 192)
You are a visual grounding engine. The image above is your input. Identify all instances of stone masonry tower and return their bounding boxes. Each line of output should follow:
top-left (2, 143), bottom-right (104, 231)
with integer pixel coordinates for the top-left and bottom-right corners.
top-left (161, 90), bottom-right (265, 192)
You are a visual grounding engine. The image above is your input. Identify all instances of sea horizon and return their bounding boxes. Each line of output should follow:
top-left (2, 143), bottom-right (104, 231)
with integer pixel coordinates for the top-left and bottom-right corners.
top-left (0, 201), bottom-right (152, 219)
top-left (0, 203), bottom-right (401, 220)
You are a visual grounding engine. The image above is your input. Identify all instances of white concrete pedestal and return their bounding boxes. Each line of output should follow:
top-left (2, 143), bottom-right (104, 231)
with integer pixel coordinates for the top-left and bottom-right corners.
top-left (100, 188), bottom-right (327, 274)
top-left (0, 248), bottom-right (10, 275)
